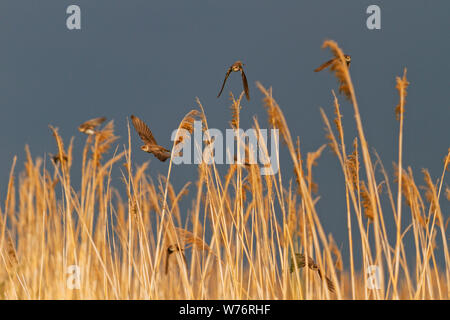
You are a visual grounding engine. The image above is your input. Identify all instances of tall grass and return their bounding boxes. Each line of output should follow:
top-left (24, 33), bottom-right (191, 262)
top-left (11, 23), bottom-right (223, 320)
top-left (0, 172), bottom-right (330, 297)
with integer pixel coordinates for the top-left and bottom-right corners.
top-left (0, 40), bottom-right (448, 299)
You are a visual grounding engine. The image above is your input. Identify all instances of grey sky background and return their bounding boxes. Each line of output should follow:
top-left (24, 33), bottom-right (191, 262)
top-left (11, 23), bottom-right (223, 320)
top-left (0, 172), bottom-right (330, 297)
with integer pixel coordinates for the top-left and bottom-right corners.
top-left (0, 1), bottom-right (448, 268)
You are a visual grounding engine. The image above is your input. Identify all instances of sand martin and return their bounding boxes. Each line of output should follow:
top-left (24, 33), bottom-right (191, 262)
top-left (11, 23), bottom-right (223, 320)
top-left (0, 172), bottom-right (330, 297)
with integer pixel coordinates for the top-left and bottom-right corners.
top-left (314, 54), bottom-right (351, 72)
top-left (217, 61), bottom-right (250, 101)
top-left (50, 153), bottom-right (68, 165)
top-left (130, 115), bottom-right (171, 162)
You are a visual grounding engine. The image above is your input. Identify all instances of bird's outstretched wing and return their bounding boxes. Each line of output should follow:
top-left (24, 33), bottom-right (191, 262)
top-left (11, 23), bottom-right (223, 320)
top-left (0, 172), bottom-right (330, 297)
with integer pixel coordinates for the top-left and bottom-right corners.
top-left (314, 58), bottom-right (335, 72)
top-left (240, 69), bottom-right (250, 101)
top-left (217, 67), bottom-right (232, 98)
top-left (165, 245), bottom-right (187, 274)
top-left (131, 115), bottom-right (157, 145)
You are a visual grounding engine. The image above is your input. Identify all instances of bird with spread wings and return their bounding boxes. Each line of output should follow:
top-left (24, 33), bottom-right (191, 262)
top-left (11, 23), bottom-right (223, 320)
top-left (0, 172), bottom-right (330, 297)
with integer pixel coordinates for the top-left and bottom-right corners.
top-left (131, 115), bottom-right (171, 162)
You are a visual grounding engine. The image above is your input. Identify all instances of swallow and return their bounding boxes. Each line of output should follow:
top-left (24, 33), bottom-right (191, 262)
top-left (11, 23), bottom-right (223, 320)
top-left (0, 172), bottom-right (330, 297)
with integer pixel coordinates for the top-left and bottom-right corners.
top-left (50, 153), bottom-right (68, 165)
top-left (165, 244), bottom-right (187, 275)
top-left (217, 61), bottom-right (250, 101)
top-left (130, 115), bottom-right (171, 162)
top-left (234, 154), bottom-right (252, 168)
top-left (314, 54), bottom-right (351, 72)
top-left (78, 117), bottom-right (107, 135)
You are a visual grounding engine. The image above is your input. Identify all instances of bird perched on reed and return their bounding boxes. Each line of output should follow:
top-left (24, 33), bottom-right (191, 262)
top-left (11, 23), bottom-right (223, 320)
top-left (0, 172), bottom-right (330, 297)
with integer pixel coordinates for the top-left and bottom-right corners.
top-left (314, 54), bottom-right (351, 72)
top-left (78, 117), bottom-right (107, 135)
top-left (217, 61), bottom-right (250, 101)
top-left (130, 115), bottom-right (171, 162)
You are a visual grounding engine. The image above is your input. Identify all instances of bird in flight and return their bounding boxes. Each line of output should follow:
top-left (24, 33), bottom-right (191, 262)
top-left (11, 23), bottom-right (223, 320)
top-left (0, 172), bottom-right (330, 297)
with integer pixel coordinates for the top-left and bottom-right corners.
top-left (217, 61), bottom-right (250, 101)
top-left (314, 54), bottom-right (351, 72)
top-left (130, 115), bottom-right (171, 162)
top-left (78, 117), bottom-right (107, 135)
top-left (165, 244), bottom-right (187, 275)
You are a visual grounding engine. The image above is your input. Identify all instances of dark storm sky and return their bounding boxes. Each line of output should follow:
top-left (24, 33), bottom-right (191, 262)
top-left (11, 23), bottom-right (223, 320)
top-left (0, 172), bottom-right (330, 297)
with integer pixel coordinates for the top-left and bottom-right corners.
top-left (0, 1), bottom-right (448, 266)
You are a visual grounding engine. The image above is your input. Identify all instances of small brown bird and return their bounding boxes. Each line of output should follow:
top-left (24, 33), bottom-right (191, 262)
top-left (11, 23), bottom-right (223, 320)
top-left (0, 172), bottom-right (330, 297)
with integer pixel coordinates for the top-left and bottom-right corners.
top-left (78, 117), bottom-right (107, 135)
top-left (314, 54), bottom-right (351, 72)
top-left (217, 61), bottom-right (250, 101)
top-left (165, 244), bottom-right (187, 275)
top-left (50, 153), bottom-right (68, 165)
top-left (130, 115), bottom-right (171, 162)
